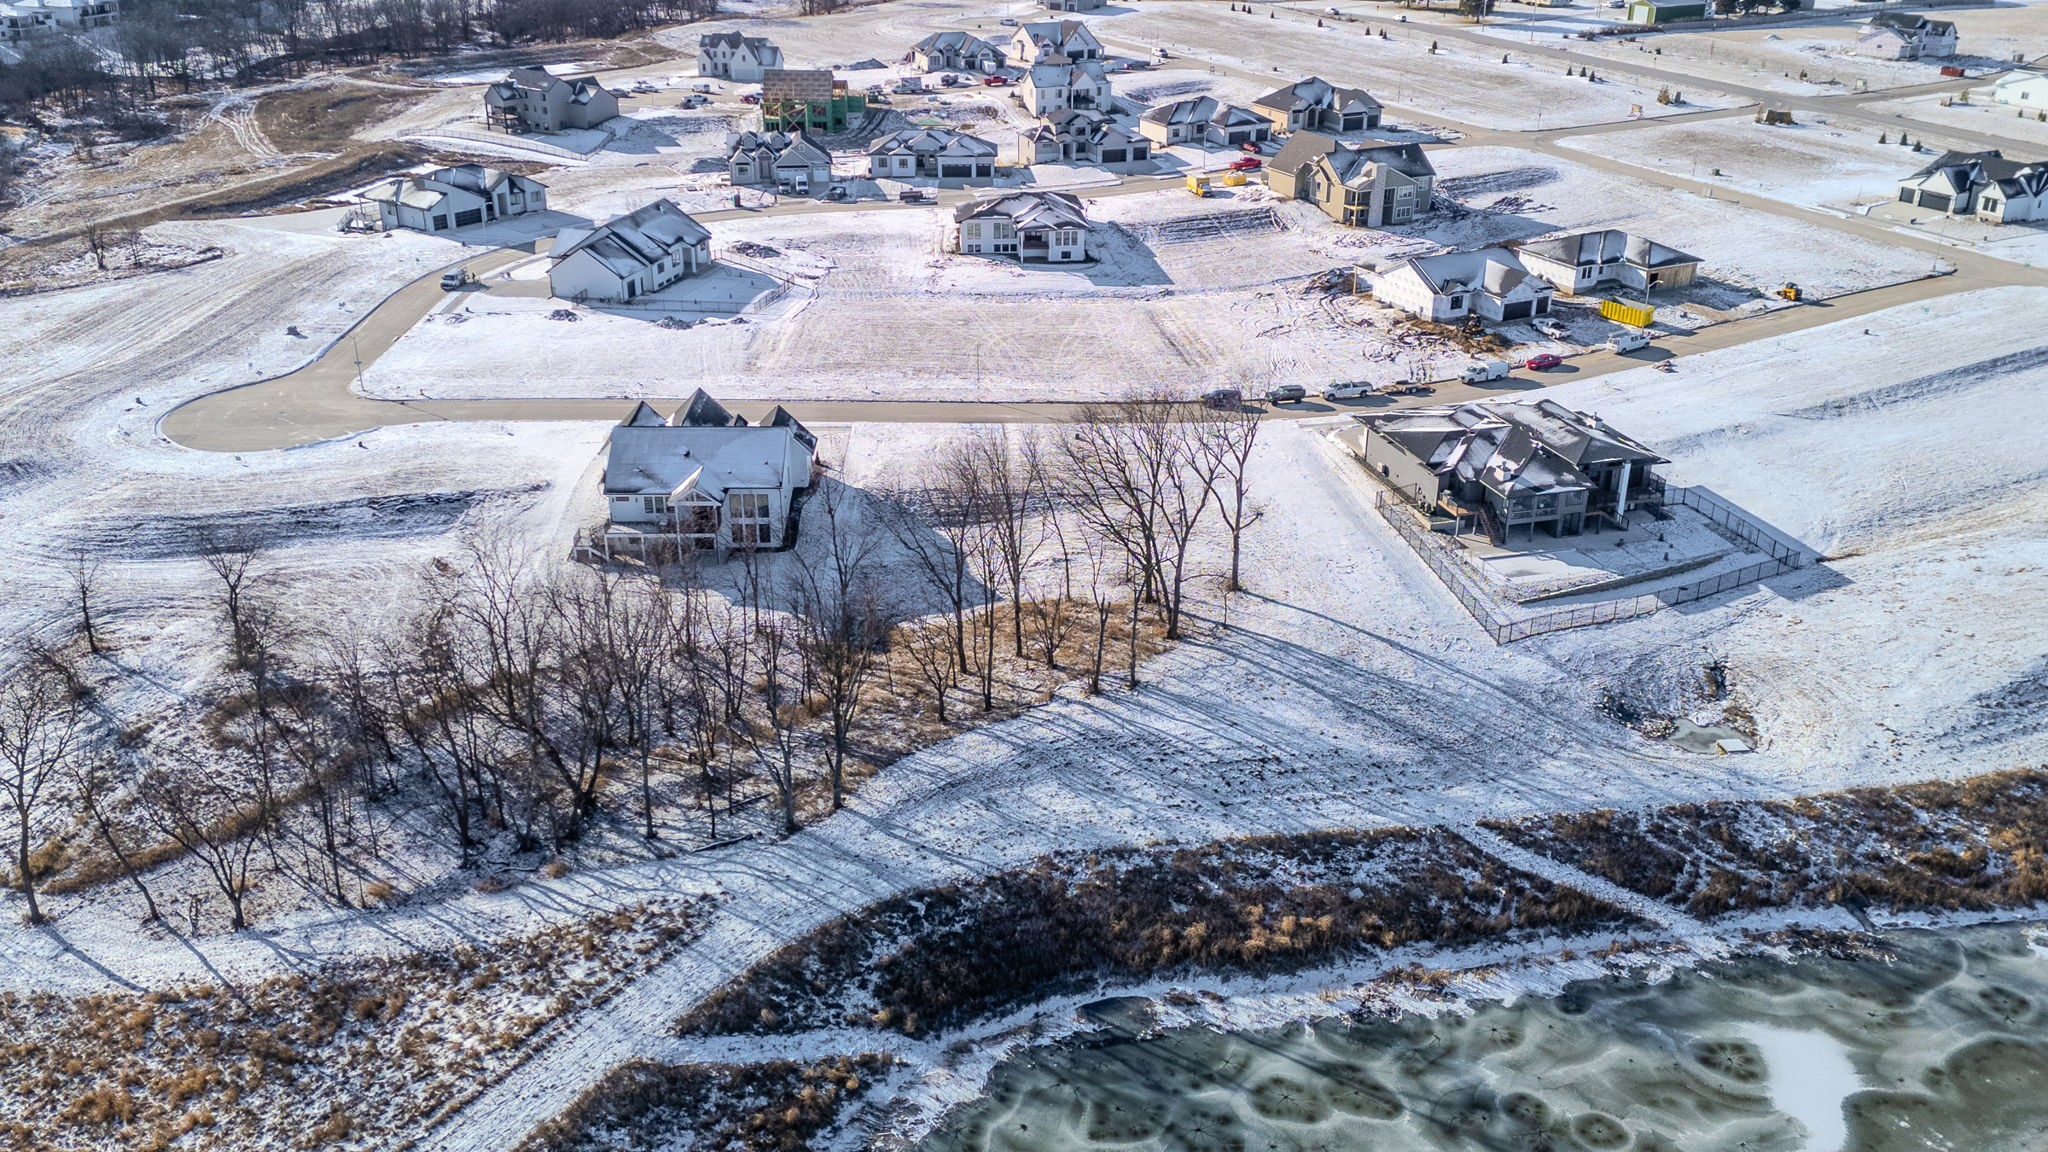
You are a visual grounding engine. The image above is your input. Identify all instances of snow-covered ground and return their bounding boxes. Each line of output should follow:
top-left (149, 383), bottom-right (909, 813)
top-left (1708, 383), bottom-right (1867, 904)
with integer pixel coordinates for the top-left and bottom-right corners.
top-left (1865, 89), bottom-right (2048, 150)
top-left (1557, 113), bottom-right (1938, 208)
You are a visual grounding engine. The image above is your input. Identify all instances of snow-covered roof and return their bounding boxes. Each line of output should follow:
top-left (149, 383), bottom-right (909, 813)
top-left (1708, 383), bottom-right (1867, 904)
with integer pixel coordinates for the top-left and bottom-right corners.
top-left (1383, 248), bottom-right (1544, 299)
top-left (1270, 132), bottom-right (1433, 186)
top-left (726, 129), bottom-right (829, 166)
top-left (362, 164), bottom-right (543, 210)
top-left (915, 30), bottom-right (1002, 57)
top-left (868, 127), bottom-right (998, 159)
top-left (1364, 399), bottom-right (1665, 498)
top-left (1518, 229), bottom-right (1699, 271)
top-left (1140, 96), bottom-right (1265, 130)
top-left (552, 199), bottom-right (710, 279)
top-left (1253, 76), bottom-right (1381, 117)
top-left (954, 190), bottom-right (1090, 231)
top-left (1863, 12), bottom-right (1954, 37)
top-left (1901, 149), bottom-right (2048, 199)
top-left (700, 31), bottom-right (779, 52)
top-left (602, 390), bottom-right (815, 499)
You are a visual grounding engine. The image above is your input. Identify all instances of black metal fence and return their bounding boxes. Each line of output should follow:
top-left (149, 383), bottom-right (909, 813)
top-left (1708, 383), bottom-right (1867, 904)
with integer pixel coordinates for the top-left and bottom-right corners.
top-left (1373, 485), bottom-right (1810, 644)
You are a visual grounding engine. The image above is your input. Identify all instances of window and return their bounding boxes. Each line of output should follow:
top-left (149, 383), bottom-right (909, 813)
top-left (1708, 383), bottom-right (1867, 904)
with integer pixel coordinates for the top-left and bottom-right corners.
top-left (432, 215), bottom-right (449, 230)
top-left (642, 495), bottom-right (670, 515)
top-left (727, 492), bottom-right (774, 546)
top-left (965, 222), bottom-right (982, 238)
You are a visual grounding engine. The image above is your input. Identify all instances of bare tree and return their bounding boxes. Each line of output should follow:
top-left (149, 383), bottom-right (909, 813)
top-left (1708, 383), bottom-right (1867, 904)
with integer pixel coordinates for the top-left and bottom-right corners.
top-left (965, 428), bottom-right (1046, 659)
top-left (789, 481), bottom-right (888, 812)
top-left (0, 650), bottom-right (83, 924)
top-left (1199, 406), bottom-right (1264, 592)
top-left (198, 530), bottom-right (261, 665)
top-left (895, 620), bottom-right (956, 722)
top-left (138, 751), bottom-right (269, 931)
top-left (1060, 392), bottom-right (1215, 640)
top-left (880, 442), bottom-right (988, 671)
top-left (69, 755), bottom-right (162, 924)
top-left (70, 548), bottom-right (104, 654)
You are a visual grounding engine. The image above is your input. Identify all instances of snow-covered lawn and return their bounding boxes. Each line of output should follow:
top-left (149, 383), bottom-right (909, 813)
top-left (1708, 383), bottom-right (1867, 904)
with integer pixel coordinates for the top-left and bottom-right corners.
top-left (1556, 113), bottom-right (1937, 208)
top-left (1093, 1), bottom-right (1740, 129)
top-left (1418, 145), bottom-right (1936, 298)
top-left (1864, 90), bottom-right (2048, 150)
top-left (1556, 25), bottom-right (2001, 97)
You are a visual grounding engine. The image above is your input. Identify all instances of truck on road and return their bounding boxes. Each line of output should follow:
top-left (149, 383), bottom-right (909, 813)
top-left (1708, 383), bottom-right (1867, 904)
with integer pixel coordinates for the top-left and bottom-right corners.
top-left (1459, 359), bottom-right (1512, 384)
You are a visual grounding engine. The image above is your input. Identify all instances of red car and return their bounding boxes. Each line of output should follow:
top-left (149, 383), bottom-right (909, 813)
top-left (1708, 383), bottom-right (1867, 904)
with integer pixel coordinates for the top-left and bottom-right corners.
top-left (1240, 140), bottom-right (1263, 153)
top-left (1227, 156), bottom-right (1262, 171)
top-left (982, 74), bottom-right (1010, 86)
top-left (1523, 353), bottom-right (1564, 371)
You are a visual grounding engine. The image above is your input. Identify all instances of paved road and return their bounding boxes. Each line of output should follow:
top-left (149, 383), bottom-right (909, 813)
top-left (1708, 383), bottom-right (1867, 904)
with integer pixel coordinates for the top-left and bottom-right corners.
top-left (158, 7), bottom-right (2047, 455)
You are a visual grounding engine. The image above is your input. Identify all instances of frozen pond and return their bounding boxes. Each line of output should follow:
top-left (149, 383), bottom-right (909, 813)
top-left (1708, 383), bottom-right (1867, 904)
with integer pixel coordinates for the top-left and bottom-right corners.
top-left (919, 924), bottom-right (2048, 1152)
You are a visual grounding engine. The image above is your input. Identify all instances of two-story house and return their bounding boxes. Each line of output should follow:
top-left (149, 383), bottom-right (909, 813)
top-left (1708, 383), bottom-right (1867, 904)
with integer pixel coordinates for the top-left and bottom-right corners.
top-left (1266, 132), bottom-right (1435, 227)
top-left (698, 32), bottom-right (784, 81)
top-left (954, 191), bottom-right (1092, 263)
top-left (483, 66), bottom-right (618, 134)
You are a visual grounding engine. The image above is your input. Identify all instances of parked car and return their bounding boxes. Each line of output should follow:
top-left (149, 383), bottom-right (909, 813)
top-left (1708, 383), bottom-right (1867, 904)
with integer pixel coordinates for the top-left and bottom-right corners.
top-left (1322, 381), bottom-right (1374, 400)
top-left (1523, 353), bottom-right (1565, 371)
top-left (1534, 317), bottom-right (1572, 340)
top-left (679, 94), bottom-right (708, 108)
top-left (982, 74), bottom-right (1010, 86)
top-left (1459, 359), bottom-right (1512, 384)
top-left (1266, 383), bottom-right (1308, 404)
top-left (826, 184), bottom-right (850, 201)
top-left (1240, 140), bottom-right (1264, 154)
top-left (740, 93), bottom-right (761, 105)
top-left (438, 269), bottom-right (474, 291)
top-left (898, 188), bottom-right (935, 203)
top-left (1227, 156), bottom-right (1262, 171)
top-left (998, 16), bottom-right (1018, 24)
top-left (1603, 330), bottom-right (1650, 354)
top-left (1201, 387), bottom-right (1243, 410)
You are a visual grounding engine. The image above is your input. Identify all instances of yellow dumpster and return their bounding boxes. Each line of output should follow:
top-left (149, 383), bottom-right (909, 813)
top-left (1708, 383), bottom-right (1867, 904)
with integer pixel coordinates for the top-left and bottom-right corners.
top-left (1600, 298), bottom-right (1655, 327)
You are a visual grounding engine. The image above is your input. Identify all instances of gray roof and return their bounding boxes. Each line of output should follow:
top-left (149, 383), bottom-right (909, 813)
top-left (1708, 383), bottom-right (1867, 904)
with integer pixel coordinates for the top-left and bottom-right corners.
top-left (868, 127), bottom-right (998, 159)
top-left (1270, 131), bottom-right (1434, 185)
top-left (1364, 399), bottom-right (1664, 497)
top-left (1865, 12), bottom-right (1954, 36)
top-left (1518, 229), bottom-right (1699, 270)
top-left (1253, 76), bottom-right (1382, 118)
top-left (1140, 96), bottom-right (1265, 130)
top-left (602, 391), bottom-right (814, 499)
top-left (700, 31), bottom-right (779, 51)
top-left (915, 30), bottom-right (1002, 56)
top-left (553, 199), bottom-right (711, 278)
top-left (954, 189), bottom-right (1090, 229)
top-left (1903, 149), bottom-right (2048, 198)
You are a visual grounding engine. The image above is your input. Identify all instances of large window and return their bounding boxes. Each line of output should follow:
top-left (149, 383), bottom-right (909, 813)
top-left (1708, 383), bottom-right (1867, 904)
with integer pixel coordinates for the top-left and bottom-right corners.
top-left (727, 492), bottom-right (775, 546)
top-left (642, 495), bottom-right (670, 515)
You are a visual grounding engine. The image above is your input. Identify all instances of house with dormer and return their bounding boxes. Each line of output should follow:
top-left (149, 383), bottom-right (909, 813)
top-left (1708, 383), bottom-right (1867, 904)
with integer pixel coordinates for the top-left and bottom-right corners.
top-left (1019, 108), bottom-right (1151, 167)
top-left (549, 200), bottom-right (713, 304)
top-left (954, 191), bottom-right (1092, 263)
top-left (1252, 77), bottom-right (1383, 135)
top-left (484, 66), bottom-right (618, 133)
top-left (912, 30), bottom-right (1006, 73)
top-left (699, 32), bottom-right (784, 81)
top-left (1897, 149), bottom-right (2047, 223)
top-left (1139, 97), bottom-right (1272, 149)
top-left (1854, 13), bottom-right (1957, 60)
top-left (1008, 19), bottom-right (1103, 65)
top-left (1267, 132), bottom-right (1435, 227)
top-left (361, 165), bottom-right (547, 233)
top-left (600, 391), bottom-right (818, 550)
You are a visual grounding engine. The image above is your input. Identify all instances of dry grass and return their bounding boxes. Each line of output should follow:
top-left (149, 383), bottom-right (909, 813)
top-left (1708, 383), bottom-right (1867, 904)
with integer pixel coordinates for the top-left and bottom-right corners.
top-left (676, 828), bottom-right (1635, 1040)
top-left (0, 898), bottom-right (715, 1152)
top-left (1485, 767), bottom-right (2048, 917)
top-left (515, 1054), bottom-right (895, 1152)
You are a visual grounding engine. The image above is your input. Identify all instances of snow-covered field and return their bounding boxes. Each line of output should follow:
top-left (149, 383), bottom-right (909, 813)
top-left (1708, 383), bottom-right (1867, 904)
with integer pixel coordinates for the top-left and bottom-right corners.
top-left (1865, 89), bottom-right (2048, 150)
top-left (1557, 113), bottom-right (1942, 208)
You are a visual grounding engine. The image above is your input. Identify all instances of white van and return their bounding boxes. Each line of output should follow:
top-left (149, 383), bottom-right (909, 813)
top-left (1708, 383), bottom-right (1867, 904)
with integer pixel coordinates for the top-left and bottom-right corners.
top-left (1459, 359), bottom-right (1512, 384)
top-left (1322, 381), bottom-right (1374, 400)
top-left (1604, 330), bottom-right (1651, 354)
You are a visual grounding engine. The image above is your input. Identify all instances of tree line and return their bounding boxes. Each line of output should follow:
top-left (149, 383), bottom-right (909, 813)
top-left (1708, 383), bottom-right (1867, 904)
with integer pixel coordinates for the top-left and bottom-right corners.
top-left (0, 396), bottom-right (1264, 933)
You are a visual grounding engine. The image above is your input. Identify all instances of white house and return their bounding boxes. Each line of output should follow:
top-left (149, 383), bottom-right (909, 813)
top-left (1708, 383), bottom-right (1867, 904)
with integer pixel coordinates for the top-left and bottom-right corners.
top-left (1896, 149), bottom-right (2048, 223)
top-left (1019, 109), bottom-right (1151, 167)
top-left (1018, 56), bottom-right (1111, 116)
top-left (549, 199), bottom-right (713, 304)
top-left (866, 128), bottom-right (999, 181)
top-left (0, 0), bottom-right (118, 40)
top-left (1854, 13), bottom-right (1957, 60)
top-left (1252, 77), bottom-right (1382, 135)
top-left (698, 32), bottom-right (784, 81)
top-left (954, 191), bottom-right (1091, 263)
top-left (600, 391), bottom-right (817, 550)
top-left (1008, 19), bottom-right (1103, 65)
top-left (724, 130), bottom-right (833, 194)
top-left (361, 164), bottom-right (548, 233)
top-left (1370, 249), bottom-right (1556, 324)
top-left (1138, 97), bottom-right (1272, 149)
top-left (1514, 230), bottom-right (1701, 295)
top-left (912, 30), bottom-right (1006, 73)
top-left (483, 66), bottom-right (618, 134)
top-left (1041, 0), bottom-right (1104, 11)
top-left (1993, 71), bottom-right (2048, 109)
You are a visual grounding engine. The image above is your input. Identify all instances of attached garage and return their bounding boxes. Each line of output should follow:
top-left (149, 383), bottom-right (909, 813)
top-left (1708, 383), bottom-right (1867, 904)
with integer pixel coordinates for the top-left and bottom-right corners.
top-left (1500, 300), bottom-right (1534, 321)
top-left (1101, 148), bottom-right (1126, 163)
top-left (453, 208), bottom-right (484, 227)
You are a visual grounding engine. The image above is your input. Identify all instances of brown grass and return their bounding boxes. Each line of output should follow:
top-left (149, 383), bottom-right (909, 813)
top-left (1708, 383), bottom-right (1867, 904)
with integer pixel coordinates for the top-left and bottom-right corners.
top-left (515, 1054), bottom-right (895, 1152)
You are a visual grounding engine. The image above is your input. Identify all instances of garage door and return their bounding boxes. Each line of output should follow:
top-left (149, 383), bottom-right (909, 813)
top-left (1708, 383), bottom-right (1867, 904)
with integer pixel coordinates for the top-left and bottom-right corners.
top-left (1501, 301), bottom-right (1533, 321)
top-left (1101, 148), bottom-right (1125, 163)
top-left (453, 208), bottom-right (484, 227)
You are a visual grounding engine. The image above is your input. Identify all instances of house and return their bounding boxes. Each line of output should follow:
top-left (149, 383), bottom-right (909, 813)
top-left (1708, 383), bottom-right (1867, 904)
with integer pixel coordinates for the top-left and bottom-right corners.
top-left (1266, 132), bottom-right (1435, 227)
top-left (1138, 97), bottom-right (1272, 149)
top-left (1017, 56), bottom-right (1111, 116)
top-left (1041, 0), bottom-right (1104, 11)
top-left (1992, 71), bottom-right (2048, 108)
top-left (0, 0), bottom-right (118, 40)
top-left (483, 66), bottom-right (618, 134)
top-left (1008, 20), bottom-right (1103, 65)
top-left (1854, 13), bottom-right (1957, 60)
top-left (600, 391), bottom-right (817, 550)
top-left (1359, 399), bottom-right (1668, 540)
top-left (1624, 0), bottom-right (1706, 23)
top-left (867, 128), bottom-right (999, 181)
top-left (549, 200), bottom-right (713, 304)
top-left (1019, 109), bottom-right (1151, 167)
top-left (760, 69), bottom-right (867, 133)
top-left (1896, 149), bottom-right (2048, 223)
top-left (954, 191), bottom-right (1091, 263)
top-left (912, 30), bottom-right (1006, 73)
top-left (724, 131), bottom-right (833, 194)
top-left (361, 165), bottom-right (548, 233)
top-left (1514, 230), bottom-right (1701, 295)
top-left (1251, 77), bottom-right (1382, 135)
top-left (698, 32), bottom-right (784, 82)
top-left (1369, 248), bottom-right (1555, 323)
